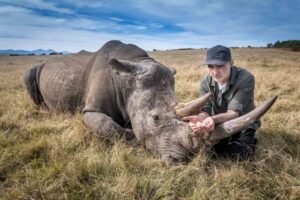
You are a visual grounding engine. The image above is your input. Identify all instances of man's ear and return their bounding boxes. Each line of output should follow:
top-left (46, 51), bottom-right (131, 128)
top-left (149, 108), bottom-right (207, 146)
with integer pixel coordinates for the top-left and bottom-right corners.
top-left (108, 58), bottom-right (139, 74)
top-left (169, 67), bottom-right (176, 75)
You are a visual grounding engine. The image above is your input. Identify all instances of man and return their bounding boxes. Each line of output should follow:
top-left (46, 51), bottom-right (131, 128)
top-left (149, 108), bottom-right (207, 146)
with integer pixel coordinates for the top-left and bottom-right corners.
top-left (184, 45), bottom-right (260, 160)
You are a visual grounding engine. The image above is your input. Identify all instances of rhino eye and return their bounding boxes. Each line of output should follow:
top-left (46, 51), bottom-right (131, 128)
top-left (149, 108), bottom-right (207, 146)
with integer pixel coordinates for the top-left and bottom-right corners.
top-left (153, 115), bottom-right (160, 125)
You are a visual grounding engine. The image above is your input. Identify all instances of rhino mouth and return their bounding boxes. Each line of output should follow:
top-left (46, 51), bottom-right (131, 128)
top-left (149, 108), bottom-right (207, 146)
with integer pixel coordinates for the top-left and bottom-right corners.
top-left (162, 148), bottom-right (192, 163)
top-left (160, 132), bottom-right (196, 163)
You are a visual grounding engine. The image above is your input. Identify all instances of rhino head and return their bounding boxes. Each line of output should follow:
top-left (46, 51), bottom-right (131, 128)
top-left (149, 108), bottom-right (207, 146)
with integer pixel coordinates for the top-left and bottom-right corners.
top-left (109, 58), bottom-right (277, 163)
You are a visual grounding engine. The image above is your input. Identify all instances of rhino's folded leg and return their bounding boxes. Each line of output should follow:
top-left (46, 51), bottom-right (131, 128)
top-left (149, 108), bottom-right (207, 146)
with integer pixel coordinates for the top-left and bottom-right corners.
top-left (83, 112), bottom-right (135, 140)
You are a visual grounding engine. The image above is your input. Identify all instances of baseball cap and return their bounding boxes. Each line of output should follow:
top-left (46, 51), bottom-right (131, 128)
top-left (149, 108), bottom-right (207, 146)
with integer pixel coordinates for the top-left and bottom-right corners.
top-left (204, 45), bottom-right (232, 65)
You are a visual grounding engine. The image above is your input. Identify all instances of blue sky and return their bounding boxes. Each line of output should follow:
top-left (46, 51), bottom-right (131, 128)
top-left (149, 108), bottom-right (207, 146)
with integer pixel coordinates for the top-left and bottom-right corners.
top-left (0, 0), bottom-right (299, 52)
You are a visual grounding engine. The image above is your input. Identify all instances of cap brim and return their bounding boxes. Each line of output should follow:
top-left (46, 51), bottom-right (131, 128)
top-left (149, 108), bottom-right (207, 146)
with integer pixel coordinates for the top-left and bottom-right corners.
top-left (203, 60), bottom-right (228, 66)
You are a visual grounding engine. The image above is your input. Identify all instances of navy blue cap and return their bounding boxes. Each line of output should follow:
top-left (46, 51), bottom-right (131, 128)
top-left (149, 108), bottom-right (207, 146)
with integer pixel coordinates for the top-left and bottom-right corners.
top-left (204, 45), bottom-right (232, 65)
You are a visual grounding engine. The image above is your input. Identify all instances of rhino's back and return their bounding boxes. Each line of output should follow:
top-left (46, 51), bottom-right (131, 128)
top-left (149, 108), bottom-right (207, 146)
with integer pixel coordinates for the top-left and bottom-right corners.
top-left (39, 55), bottom-right (92, 112)
top-left (101, 40), bottom-right (148, 61)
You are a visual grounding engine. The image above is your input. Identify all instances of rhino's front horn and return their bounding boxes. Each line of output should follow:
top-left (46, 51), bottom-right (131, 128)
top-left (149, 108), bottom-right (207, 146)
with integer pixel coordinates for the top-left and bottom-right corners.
top-left (209, 96), bottom-right (278, 142)
top-left (175, 92), bottom-right (211, 118)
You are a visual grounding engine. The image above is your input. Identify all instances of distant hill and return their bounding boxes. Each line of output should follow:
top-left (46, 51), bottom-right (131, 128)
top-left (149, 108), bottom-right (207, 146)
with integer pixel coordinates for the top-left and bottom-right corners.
top-left (0, 49), bottom-right (72, 55)
top-left (77, 50), bottom-right (92, 55)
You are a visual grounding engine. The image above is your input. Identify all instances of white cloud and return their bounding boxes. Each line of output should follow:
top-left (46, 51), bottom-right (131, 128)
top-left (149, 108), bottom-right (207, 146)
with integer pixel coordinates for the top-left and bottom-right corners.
top-left (0, 0), bottom-right (72, 13)
top-left (0, 6), bottom-right (160, 35)
top-left (0, 7), bottom-right (117, 32)
top-left (110, 17), bottom-right (124, 22)
top-left (61, 0), bottom-right (105, 8)
top-left (0, 20), bottom-right (266, 52)
top-left (0, 5), bottom-right (31, 14)
top-left (0, 4), bottom-right (277, 53)
top-left (0, 0), bottom-right (298, 51)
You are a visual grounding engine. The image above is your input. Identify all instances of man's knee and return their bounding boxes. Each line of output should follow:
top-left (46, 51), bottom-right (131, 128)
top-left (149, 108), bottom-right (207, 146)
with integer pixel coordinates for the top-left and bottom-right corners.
top-left (210, 129), bottom-right (257, 160)
top-left (227, 140), bottom-right (255, 160)
top-left (228, 129), bottom-right (257, 160)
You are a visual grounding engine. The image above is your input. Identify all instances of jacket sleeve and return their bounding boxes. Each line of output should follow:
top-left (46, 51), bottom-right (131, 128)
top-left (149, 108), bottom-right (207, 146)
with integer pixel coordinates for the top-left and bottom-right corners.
top-left (227, 74), bottom-right (255, 115)
top-left (199, 76), bottom-right (212, 115)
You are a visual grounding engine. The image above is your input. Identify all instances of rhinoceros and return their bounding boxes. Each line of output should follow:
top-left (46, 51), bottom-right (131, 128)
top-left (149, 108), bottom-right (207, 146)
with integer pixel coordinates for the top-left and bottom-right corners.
top-left (24, 40), bottom-right (277, 163)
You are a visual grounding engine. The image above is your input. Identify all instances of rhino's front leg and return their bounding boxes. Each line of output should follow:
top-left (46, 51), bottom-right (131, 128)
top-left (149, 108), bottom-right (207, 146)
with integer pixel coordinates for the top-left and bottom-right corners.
top-left (83, 112), bottom-right (135, 140)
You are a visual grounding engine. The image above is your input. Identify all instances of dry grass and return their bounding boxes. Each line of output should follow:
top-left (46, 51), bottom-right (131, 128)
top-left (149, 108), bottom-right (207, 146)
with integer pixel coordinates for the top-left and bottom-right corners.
top-left (0, 48), bottom-right (299, 199)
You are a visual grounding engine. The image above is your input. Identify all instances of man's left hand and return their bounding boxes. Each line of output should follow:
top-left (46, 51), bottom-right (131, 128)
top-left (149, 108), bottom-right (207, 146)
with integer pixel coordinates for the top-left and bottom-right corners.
top-left (189, 116), bottom-right (215, 134)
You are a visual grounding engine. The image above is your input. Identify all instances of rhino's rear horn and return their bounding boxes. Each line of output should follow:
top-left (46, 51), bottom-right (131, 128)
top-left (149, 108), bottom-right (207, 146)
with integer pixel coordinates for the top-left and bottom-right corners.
top-left (175, 92), bottom-right (211, 118)
top-left (209, 96), bottom-right (278, 142)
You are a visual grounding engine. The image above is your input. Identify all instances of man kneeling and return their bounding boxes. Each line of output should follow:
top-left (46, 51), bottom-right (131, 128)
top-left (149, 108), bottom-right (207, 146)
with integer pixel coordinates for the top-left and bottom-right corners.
top-left (184, 45), bottom-right (260, 160)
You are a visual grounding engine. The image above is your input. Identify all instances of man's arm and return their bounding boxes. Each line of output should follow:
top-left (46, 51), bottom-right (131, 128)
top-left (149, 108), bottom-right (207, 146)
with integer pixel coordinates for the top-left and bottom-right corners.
top-left (198, 111), bottom-right (210, 118)
top-left (213, 73), bottom-right (255, 124)
top-left (184, 77), bottom-right (214, 133)
top-left (211, 110), bottom-right (239, 124)
top-left (184, 110), bottom-right (239, 132)
top-left (183, 111), bottom-right (209, 123)
top-left (199, 76), bottom-right (212, 116)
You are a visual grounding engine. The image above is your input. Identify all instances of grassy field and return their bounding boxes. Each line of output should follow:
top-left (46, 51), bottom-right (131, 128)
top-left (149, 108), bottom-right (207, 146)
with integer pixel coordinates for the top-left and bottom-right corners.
top-left (0, 48), bottom-right (299, 199)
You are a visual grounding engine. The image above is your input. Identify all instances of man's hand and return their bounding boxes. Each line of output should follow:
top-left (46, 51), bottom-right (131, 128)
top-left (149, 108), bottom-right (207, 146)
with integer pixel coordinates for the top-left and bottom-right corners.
top-left (184, 115), bottom-right (215, 134)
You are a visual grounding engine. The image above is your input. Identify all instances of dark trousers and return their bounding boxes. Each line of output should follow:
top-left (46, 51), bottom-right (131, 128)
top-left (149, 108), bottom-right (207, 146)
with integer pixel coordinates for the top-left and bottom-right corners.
top-left (211, 129), bottom-right (257, 160)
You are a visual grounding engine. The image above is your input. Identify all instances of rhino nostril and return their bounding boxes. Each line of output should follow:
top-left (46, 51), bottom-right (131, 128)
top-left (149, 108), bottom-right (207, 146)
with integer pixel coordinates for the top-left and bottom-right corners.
top-left (152, 115), bottom-right (160, 125)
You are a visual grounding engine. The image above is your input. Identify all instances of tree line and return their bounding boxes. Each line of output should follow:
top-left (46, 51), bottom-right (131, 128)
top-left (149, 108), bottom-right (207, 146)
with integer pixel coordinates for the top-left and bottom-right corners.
top-left (267, 40), bottom-right (300, 51)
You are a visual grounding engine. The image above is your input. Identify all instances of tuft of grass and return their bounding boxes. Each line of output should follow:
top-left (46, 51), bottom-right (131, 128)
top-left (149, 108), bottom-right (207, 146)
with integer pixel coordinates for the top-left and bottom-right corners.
top-left (0, 49), bottom-right (300, 199)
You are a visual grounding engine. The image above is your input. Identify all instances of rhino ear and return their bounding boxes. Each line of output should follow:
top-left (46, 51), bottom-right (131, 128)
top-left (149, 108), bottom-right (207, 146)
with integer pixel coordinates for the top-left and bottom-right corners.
top-left (109, 58), bottom-right (139, 74)
top-left (169, 67), bottom-right (176, 75)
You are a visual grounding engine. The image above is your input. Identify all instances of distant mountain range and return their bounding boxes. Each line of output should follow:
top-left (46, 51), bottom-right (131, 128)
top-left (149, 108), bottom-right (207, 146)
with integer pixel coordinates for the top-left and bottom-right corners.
top-left (0, 49), bottom-right (72, 55)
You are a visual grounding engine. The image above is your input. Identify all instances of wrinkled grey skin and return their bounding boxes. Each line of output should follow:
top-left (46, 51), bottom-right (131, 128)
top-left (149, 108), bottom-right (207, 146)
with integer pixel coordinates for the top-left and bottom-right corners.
top-left (24, 40), bottom-right (201, 163)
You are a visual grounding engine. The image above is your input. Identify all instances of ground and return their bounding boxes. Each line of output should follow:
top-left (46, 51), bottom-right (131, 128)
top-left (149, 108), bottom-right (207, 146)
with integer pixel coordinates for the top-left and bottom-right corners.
top-left (0, 48), bottom-right (299, 199)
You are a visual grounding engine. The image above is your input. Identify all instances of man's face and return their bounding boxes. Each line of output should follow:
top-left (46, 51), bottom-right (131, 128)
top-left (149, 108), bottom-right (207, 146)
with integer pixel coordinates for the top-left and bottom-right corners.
top-left (208, 63), bottom-right (231, 84)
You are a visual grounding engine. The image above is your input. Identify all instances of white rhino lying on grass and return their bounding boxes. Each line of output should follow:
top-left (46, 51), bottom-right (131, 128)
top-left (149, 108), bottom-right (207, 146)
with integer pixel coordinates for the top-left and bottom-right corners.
top-left (24, 40), bottom-right (277, 163)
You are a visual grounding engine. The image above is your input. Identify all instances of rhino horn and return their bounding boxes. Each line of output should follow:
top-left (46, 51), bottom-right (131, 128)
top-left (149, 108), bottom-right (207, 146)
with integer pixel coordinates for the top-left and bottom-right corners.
top-left (175, 92), bottom-right (211, 118)
top-left (209, 96), bottom-right (278, 142)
